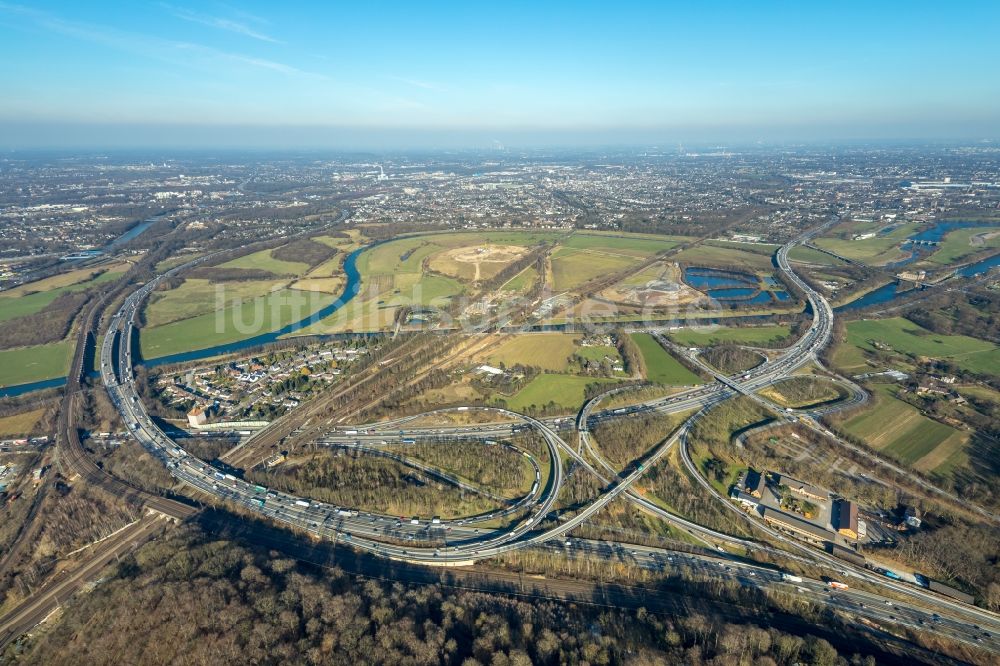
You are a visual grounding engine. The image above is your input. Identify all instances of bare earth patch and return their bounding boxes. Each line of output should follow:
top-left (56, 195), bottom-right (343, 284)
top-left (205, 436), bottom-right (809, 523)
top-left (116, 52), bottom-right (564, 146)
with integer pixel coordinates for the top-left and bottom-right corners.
top-left (599, 261), bottom-right (705, 307)
top-left (429, 245), bottom-right (529, 282)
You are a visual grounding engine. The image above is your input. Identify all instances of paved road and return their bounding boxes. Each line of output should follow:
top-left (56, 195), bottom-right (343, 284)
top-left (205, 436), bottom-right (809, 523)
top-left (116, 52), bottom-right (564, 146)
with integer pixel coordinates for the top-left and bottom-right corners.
top-left (94, 219), bottom-right (1000, 654)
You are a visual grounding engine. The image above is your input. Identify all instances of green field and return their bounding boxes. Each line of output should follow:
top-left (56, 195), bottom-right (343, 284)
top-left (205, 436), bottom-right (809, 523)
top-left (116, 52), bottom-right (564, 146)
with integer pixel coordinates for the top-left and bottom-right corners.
top-left (925, 226), bottom-right (1000, 265)
top-left (486, 333), bottom-right (579, 371)
top-left (0, 341), bottom-right (74, 387)
top-left (630, 333), bottom-right (702, 385)
top-left (673, 243), bottom-right (777, 270)
top-left (506, 374), bottom-right (617, 412)
top-left (550, 247), bottom-right (638, 290)
top-left (499, 266), bottom-right (537, 292)
top-left (359, 238), bottom-right (440, 275)
top-left (140, 288), bottom-right (332, 359)
top-left (0, 408), bottom-right (46, 437)
top-left (788, 246), bottom-right (848, 266)
top-left (145, 278), bottom-right (288, 328)
top-left (842, 385), bottom-right (968, 469)
top-left (384, 273), bottom-right (464, 307)
top-left (846, 317), bottom-right (999, 375)
top-left (220, 247), bottom-right (311, 275)
top-left (560, 233), bottom-right (679, 256)
top-left (668, 324), bottom-right (793, 348)
top-left (0, 269), bottom-right (123, 323)
top-left (812, 223), bottom-right (918, 265)
top-left (575, 344), bottom-right (622, 364)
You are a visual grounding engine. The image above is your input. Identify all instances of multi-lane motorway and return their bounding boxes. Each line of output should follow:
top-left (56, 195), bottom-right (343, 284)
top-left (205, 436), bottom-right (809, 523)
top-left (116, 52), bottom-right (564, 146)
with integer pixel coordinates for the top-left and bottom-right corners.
top-left (95, 220), bottom-right (1000, 653)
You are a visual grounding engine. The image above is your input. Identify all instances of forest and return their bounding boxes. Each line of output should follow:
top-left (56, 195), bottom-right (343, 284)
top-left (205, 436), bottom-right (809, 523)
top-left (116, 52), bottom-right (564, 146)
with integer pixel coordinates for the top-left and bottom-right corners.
top-left (2, 524), bottom-right (881, 666)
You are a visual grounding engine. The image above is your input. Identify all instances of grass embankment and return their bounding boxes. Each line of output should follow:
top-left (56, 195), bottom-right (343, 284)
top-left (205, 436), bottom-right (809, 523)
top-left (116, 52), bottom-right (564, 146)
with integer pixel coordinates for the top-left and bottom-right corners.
top-left (629, 333), bottom-right (702, 385)
top-left (757, 377), bottom-right (845, 409)
top-left (0, 408), bottom-right (47, 437)
top-left (669, 324), bottom-right (794, 348)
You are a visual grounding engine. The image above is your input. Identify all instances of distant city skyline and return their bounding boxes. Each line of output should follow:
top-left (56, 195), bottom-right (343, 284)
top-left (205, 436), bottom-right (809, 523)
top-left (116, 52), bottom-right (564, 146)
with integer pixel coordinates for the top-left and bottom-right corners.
top-left (1, 1), bottom-right (999, 148)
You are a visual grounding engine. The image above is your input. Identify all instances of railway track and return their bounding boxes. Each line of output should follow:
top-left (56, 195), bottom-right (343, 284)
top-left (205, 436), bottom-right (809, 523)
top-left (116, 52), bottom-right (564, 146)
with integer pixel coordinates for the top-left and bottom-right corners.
top-left (57, 293), bottom-right (196, 520)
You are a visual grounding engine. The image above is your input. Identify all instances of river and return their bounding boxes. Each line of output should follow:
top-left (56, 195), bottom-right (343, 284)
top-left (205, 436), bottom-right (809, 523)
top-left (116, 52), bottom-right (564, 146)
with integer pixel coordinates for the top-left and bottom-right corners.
top-left (0, 245), bottom-right (367, 398)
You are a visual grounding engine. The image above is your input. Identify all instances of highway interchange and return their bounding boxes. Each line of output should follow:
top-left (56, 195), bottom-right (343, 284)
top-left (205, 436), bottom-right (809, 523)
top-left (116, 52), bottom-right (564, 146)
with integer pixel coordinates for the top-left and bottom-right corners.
top-left (96, 219), bottom-right (1000, 654)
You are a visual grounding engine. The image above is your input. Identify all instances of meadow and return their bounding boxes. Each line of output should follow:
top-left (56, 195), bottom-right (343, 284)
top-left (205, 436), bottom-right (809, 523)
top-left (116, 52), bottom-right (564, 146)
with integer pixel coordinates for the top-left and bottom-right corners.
top-left (140, 288), bottom-right (332, 359)
top-left (484, 333), bottom-right (579, 372)
top-left (812, 223), bottom-right (919, 265)
top-left (787, 246), bottom-right (849, 266)
top-left (841, 384), bottom-right (968, 471)
top-left (668, 324), bottom-right (794, 347)
top-left (550, 247), bottom-right (638, 290)
top-left (220, 248), bottom-right (311, 275)
top-left (506, 374), bottom-right (617, 412)
top-left (0, 408), bottom-right (47, 437)
top-left (0, 267), bottom-right (125, 323)
top-left (673, 242), bottom-right (777, 270)
top-left (630, 333), bottom-right (702, 385)
top-left (925, 226), bottom-right (1000, 265)
top-left (0, 341), bottom-right (74, 386)
top-left (845, 317), bottom-right (999, 375)
top-left (145, 278), bottom-right (286, 328)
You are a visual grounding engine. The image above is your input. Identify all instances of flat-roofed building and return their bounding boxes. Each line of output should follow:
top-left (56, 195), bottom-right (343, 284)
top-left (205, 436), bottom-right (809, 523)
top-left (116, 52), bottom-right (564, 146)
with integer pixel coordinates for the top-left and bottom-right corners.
top-left (761, 506), bottom-right (830, 543)
top-left (774, 473), bottom-right (827, 502)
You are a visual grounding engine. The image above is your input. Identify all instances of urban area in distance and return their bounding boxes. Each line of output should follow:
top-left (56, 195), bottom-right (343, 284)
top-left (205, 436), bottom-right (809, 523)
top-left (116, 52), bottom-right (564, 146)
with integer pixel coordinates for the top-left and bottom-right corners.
top-left (0, 2), bottom-right (999, 665)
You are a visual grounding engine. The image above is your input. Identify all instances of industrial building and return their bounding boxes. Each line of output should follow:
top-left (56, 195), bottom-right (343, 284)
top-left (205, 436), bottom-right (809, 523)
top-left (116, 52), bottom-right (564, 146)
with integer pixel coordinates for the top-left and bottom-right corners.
top-left (761, 506), bottom-right (830, 543)
top-left (835, 500), bottom-right (859, 540)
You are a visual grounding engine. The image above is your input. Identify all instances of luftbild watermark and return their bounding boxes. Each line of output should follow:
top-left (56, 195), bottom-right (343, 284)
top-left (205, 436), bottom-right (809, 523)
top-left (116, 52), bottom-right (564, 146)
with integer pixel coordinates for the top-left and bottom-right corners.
top-left (212, 278), bottom-right (730, 338)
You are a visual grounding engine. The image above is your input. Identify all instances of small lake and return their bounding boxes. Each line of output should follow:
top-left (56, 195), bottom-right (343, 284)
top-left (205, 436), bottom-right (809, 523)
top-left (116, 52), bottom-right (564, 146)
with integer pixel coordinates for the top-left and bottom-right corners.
top-left (747, 292), bottom-right (774, 305)
top-left (708, 287), bottom-right (757, 300)
top-left (683, 267), bottom-right (756, 290)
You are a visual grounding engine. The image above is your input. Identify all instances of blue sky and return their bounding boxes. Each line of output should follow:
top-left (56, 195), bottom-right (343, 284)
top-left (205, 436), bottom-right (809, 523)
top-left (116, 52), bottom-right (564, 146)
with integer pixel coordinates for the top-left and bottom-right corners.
top-left (1, 1), bottom-right (998, 148)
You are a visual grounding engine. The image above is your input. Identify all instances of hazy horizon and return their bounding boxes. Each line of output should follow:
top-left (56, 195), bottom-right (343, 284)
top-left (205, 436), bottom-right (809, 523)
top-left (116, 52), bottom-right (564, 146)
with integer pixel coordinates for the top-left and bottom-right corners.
top-left (1, 1), bottom-right (999, 149)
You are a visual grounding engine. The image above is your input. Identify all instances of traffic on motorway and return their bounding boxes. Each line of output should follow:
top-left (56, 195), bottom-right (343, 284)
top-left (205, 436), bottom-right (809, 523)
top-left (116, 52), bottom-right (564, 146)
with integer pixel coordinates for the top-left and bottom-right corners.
top-left (98, 221), bottom-right (1000, 652)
